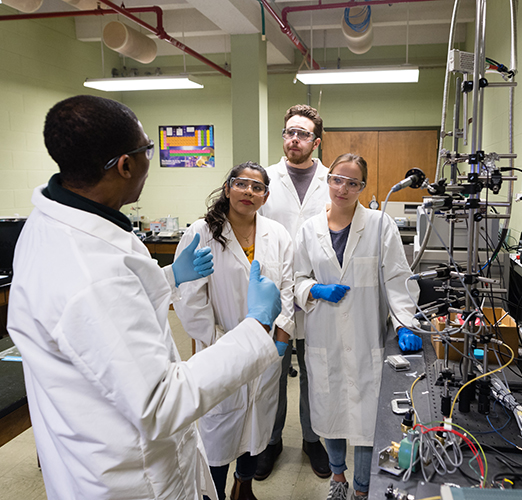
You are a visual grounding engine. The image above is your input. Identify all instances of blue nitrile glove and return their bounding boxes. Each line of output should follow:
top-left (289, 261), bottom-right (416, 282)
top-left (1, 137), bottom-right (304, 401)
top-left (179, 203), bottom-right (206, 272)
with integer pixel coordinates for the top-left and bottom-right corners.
top-left (245, 260), bottom-right (282, 328)
top-left (397, 327), bottom-right (423, 352)
top-left (310, 284), bottom-right (351, 303)
top-left (275, 341), bottom-right (288, 357)
top-left (172, 233), bottom-right (214, 287)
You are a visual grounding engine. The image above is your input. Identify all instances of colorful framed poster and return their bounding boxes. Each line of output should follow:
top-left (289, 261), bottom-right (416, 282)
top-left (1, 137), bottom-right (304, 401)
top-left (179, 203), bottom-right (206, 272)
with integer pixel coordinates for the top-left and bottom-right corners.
top-left (159, 125), bottom-right (215, 168)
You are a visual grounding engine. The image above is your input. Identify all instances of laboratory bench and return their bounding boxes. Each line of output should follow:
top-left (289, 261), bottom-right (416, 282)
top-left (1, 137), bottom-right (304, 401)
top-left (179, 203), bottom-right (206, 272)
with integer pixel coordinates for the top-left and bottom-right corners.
top-left (0, 335), bottom-right (30, 447)
top-left (369, 330), bottom-right (522, 499)
top-left (0, 283), bottom-right (9, 338)
top-left (143, 236), bottom-right (179, 267)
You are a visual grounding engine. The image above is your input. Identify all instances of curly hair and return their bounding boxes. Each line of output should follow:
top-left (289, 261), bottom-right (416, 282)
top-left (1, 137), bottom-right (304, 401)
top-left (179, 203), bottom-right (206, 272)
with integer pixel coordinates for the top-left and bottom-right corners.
top-left (205, 161), bottom-right (269, 250)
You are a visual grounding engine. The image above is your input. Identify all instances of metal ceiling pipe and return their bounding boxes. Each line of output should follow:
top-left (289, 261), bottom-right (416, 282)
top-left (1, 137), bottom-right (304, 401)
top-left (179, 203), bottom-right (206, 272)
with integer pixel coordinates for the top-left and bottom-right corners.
top-left (258, 0), bottom-right (321, 70)
top-left (281, 0), bottom-right (439, 25)
top-left (97, 0), bottom-right (231, 78)
top-left (0, 0), bottom-right (232, 78)
top-left (62, 0), bottom-right (110, 9)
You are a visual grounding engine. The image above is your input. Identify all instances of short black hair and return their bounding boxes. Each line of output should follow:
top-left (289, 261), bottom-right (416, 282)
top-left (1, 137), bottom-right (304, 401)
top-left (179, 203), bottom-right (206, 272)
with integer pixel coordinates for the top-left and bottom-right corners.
top-left (44, 95), bottom-right (144, 188)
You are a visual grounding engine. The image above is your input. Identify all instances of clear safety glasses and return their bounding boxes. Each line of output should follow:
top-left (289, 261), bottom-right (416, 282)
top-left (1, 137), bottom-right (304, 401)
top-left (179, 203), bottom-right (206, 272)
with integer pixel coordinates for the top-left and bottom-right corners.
top-left (103, 140), bottom-right (155, 170)
top-left (281, 127), bottom-right (316, 143)
top-left (327, 173), bottom-right (366, 193)
top-left (229, 177), bottom-right (269, 197)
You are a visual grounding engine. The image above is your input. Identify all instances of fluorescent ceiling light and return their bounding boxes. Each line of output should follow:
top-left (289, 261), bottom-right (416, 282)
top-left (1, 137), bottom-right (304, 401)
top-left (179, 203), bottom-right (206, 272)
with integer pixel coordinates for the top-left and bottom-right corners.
top-left (296, 66), bottom-right (419, 85)
top-left (84, 75), bottom-right (204, 92)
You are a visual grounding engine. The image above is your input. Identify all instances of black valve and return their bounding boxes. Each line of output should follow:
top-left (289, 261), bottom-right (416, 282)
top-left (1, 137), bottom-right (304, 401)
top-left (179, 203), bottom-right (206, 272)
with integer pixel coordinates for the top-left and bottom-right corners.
top-left (462, 80), bottom-right (473, 93)
top-left (488, 169), bottom-right (503, 194)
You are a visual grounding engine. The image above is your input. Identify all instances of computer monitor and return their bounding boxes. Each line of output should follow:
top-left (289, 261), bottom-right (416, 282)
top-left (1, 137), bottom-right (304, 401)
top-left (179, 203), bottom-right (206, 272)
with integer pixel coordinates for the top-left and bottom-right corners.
top-left (0, 218), bottom-right (26, 275)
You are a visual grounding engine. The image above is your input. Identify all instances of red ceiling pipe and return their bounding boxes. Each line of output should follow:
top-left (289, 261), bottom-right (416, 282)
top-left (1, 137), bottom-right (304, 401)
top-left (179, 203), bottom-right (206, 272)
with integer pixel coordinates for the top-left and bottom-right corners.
top-left (0, 0), bottom-right (232, 78)
top-left (0, 6), bottom-right (158, 21)
top-left (258, 0), bottom-right (321, 70)
top-left (97, 0), bottom-right (231, 78)
top-left (282, 0), bottom-right (439, 26)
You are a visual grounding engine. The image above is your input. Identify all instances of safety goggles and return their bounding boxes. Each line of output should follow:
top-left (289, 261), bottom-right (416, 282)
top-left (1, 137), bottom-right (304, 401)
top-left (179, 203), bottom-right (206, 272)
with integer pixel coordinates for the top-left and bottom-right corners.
top-left (327, 174), bottom-right (366, 193)
top-left (229, 177), bottom-right (269, 196)
top-left (103, 140), bottom-right (155, 170)
top-left (281, 127), bottom-right (316, 143)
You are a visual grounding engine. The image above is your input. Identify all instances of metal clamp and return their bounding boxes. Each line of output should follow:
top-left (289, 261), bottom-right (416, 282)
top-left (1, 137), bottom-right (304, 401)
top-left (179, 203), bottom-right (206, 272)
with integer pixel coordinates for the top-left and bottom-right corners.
top-left (391, 391), bottom-right (411, 415)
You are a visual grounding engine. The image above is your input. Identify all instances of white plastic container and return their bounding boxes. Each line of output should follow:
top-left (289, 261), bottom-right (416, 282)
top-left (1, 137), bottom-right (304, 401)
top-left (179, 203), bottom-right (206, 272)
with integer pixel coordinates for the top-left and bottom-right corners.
top-left (2, 0), bottom-right (43, 12)
top-left (341, 7), bottom-right (373, 55)
top-left (103, 21), bottom-right (157, 64)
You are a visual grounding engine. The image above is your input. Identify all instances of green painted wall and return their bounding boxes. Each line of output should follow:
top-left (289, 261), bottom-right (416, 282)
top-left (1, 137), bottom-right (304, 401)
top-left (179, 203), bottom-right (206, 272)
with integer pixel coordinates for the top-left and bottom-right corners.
top-left (473, 2), bottom-right (522, 246)
top-left (121, 75), bottom-right (233, 227)
top-left (0, 5), bottom-right (119, 217)
top-left (3, 8), bottom-right (505, 233)
top-left (267, 67), bottom-right (446, 167)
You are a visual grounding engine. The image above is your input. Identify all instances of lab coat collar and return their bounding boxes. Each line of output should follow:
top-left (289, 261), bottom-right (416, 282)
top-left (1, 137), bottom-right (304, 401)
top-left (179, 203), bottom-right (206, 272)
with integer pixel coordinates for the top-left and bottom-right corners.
top-left (43, 173), bottom-right (133, 232)
top-left (313, 201), bottom-right (367, 275)
top-left (274, 157), bottom-right (327, 206)
top-left (32, 184), bottom-right (146, 257)
top-left (342, 201), bottom-right (366, 270)
top-left (222, 214), bottom-right (270, 269)
top-left (313, 209), bottom-right (339, 270)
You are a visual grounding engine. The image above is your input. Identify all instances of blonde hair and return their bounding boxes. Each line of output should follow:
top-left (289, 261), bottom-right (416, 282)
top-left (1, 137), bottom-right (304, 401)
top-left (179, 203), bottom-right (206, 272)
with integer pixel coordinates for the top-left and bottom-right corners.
top-left (328, 153), bottom-right (368, 185)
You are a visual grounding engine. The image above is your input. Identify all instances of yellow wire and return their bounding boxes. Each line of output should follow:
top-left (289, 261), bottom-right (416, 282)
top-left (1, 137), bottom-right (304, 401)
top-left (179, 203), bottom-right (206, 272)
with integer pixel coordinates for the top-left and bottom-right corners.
top-left (417, 497), bottom-right (441, 500)
top-left (449, 343), bottom-right (515, 419)
top-left (447, 421), bottom-right (488, 487)
top-left (410, 373), bottom-right (424, 425)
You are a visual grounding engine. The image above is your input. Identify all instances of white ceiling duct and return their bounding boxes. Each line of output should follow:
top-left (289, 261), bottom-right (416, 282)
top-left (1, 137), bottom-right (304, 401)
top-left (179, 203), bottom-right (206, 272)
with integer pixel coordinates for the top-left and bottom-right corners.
top-left (61, 0), bottom-right (109, 10)
top-left (103, 21), bottom-right (157, 65)
top-left (342, 6), bottom-right (373, 55)
top-left (1, 0), bottom-right (42, 13)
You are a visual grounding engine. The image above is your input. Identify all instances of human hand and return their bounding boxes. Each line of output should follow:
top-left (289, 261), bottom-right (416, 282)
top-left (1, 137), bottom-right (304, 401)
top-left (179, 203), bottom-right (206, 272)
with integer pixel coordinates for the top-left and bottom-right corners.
top-left (310, 284), bottom-right (351, 303)
top-left (397, 327), bottom-right (422, 352)
top-left (245, 260), bottom-right (282, 328)
top-left (172, 233), bottom-right (213, 287)
top-left (275, 341), bottom-right (288, 357)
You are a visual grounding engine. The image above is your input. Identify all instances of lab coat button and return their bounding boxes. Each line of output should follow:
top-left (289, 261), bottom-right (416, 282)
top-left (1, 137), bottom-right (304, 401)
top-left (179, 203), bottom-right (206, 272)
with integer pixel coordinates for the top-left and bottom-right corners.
top-left (346, 346), bottom-right (352, 352)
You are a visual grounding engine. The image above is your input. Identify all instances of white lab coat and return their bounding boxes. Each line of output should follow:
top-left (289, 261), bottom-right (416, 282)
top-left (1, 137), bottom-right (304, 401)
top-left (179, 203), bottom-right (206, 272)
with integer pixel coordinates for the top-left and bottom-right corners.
top-left (259, 157), bottom-right (330, 241)
top-left (294, 202), bottom-right (419, 446)
top-left (174, 216), bottom-right (294, 466)
top-left (7, 185), bottom-right (279, 500)
top-left (258, 157), bottom-right (330, 339)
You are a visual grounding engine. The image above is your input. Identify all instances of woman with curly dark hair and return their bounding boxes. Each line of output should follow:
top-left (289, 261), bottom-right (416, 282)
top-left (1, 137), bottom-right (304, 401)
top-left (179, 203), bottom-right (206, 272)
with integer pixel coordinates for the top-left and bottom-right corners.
top-left (174, 161), bottom-right (295, 500)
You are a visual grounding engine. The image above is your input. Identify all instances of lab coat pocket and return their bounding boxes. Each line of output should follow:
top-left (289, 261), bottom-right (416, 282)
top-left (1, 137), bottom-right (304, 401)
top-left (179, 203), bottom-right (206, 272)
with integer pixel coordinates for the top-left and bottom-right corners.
top-left (353, 257), bottom-right (378, 288)
top-left (261, 261), bottom-right (283, 288)
top-left (305, 346), bottom-right (330, 394)
top-left (370, 347), bottom-right (385, 398)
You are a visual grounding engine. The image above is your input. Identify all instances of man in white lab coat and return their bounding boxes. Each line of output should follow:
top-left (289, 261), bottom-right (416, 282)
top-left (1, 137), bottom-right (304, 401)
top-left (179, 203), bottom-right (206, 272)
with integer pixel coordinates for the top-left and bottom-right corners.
top-left (256, 104), bottom-right (331, 480)
top-left (7, 95), bottom-right (282, 500)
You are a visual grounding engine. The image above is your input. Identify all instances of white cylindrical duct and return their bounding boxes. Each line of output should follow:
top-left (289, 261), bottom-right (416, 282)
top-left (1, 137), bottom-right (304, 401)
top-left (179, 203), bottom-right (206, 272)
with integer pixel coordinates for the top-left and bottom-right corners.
top-left (1, 0), bottom-right (43, 12)
top-left (103, 21), bottom-right (157, 64)
top-left (61, 0), bottom-right (110, 10)
top-left (342, 6), bottom-right (373, 55)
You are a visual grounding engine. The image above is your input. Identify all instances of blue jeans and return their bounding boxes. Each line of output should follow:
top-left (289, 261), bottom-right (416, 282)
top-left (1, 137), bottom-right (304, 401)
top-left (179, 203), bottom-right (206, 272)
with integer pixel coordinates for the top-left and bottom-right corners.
top-left (324, 439), bottom-right (372, 493)
top-left (203, 453), bottom-right (257, 500)
top-left (270, 335), bottom-right (319, 444)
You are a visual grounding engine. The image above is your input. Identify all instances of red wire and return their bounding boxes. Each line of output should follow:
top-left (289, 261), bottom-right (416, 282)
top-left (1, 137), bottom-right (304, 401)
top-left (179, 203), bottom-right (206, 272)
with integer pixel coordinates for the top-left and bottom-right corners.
top-left (413, 424), bottom-right (485, 484)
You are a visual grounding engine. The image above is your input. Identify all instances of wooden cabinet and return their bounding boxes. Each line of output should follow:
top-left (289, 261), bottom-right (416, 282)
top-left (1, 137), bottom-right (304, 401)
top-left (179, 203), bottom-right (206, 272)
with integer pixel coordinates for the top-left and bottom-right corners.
top-left (321, 129), bottom-right (439, 209)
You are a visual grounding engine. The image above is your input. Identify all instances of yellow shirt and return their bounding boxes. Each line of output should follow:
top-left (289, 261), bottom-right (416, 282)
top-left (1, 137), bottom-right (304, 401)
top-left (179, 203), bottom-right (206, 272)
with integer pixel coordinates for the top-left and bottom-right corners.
top-left (242, 243), bottom-right (255, 263)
